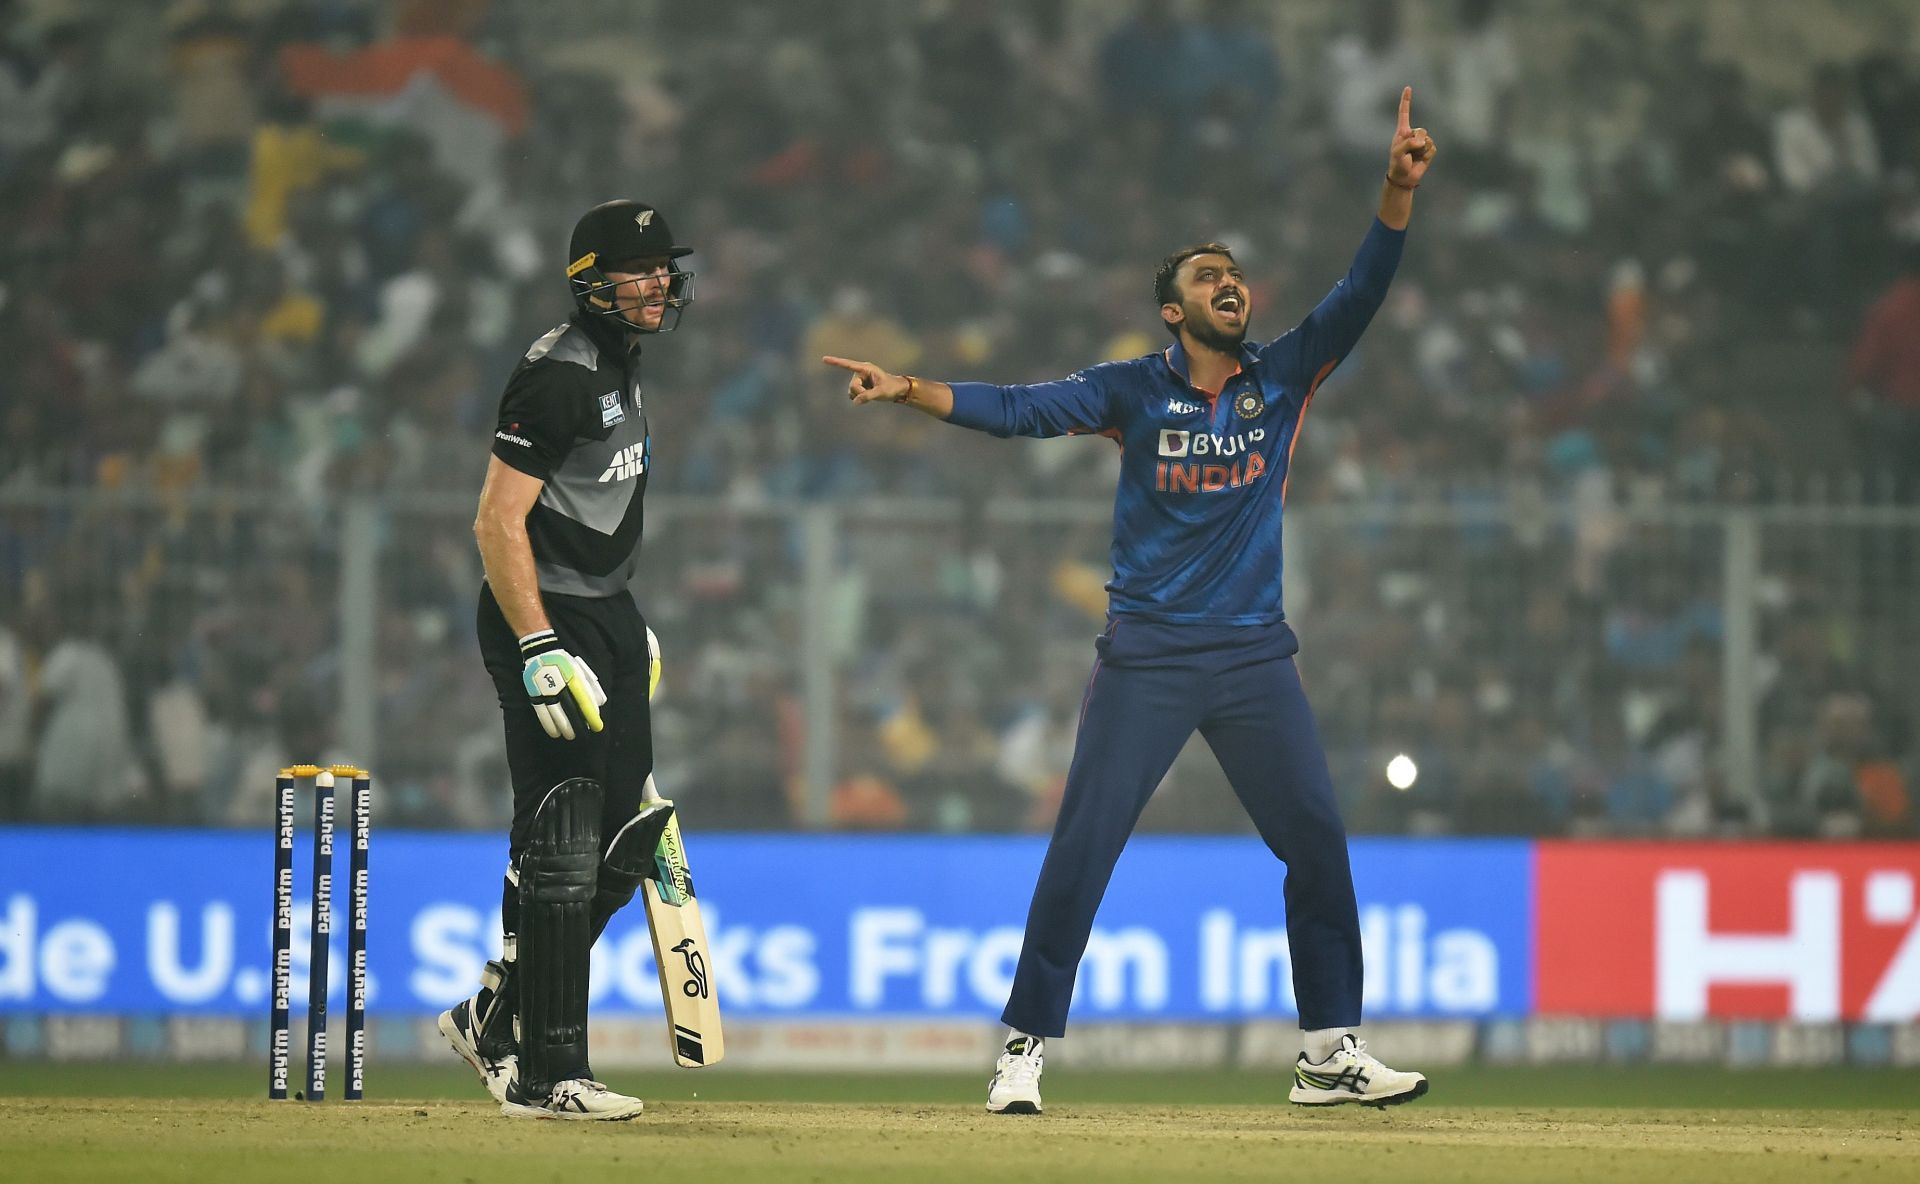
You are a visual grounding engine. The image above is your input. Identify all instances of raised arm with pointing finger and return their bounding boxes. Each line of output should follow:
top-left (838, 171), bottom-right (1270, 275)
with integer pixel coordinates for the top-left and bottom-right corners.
top-left (829, 86), bottom-right (1434, 434)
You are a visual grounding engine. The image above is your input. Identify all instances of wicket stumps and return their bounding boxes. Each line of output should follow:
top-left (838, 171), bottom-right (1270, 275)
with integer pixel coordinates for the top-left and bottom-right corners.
top-left (269, 764), bottom-right (371, 1101)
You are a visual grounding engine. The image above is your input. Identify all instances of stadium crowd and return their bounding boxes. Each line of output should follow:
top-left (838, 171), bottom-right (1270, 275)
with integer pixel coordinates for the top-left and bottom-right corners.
top-left (0, 0), bottom-right (1915, 837)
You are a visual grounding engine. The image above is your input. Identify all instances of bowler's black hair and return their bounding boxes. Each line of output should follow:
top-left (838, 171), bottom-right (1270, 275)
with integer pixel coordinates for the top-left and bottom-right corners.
top-left (1153, 242), bottom-right (1236, 337)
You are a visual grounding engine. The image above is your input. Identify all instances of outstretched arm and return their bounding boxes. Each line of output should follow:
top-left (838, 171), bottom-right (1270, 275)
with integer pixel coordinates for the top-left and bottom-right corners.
top-left (823, 355), bottom-right (1114, 439)
top-left (1269, 87), bottom-right (1436, 386)
top-left (823, 356), bottom-right (955, 418)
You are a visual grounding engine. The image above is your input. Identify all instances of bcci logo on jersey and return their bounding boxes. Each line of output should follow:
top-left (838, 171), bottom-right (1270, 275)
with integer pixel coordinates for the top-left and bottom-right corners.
top-left (598, 438), bottom-right (649, 483)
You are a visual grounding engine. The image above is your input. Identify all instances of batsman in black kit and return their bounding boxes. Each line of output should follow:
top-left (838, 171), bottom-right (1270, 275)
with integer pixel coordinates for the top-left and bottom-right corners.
top-left (437, 200), bottom-right (693, 1121)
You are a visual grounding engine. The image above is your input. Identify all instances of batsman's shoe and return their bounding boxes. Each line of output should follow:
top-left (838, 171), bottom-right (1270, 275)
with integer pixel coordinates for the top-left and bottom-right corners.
top-left (501, 1075), bottom-right (644, 1121)
top-left (986, 1036), bottom-right (1044, 1115)
top-left (1289, 1034), bottom-right (1429, 1108)
top-left (437, 997), bottom-right (515, 1105)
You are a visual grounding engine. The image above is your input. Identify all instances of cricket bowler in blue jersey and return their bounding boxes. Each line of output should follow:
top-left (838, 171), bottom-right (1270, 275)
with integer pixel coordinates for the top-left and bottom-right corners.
top-left (825, 90), bottom-right (1438, 1113)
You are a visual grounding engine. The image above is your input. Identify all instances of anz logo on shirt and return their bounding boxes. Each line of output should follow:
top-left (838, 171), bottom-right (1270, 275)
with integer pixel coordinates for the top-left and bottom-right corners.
top-left (598, 437), bottom-right (649, 483)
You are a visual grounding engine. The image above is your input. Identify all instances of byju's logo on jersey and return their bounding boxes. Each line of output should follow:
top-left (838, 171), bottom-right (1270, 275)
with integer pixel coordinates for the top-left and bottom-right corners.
top-left (1158, 427), bottom-right (1265, 458)
top-left (599, 391), bottom-right (626, 427)
top-left (1156, 427), bottom-right (1271, 494)
top-left (598, 438), bottom-right (649, 483)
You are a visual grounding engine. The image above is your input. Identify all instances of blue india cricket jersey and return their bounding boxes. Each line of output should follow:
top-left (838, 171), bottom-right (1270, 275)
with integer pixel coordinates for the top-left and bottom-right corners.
top-left (947, 217), bottom-right (1406, 626)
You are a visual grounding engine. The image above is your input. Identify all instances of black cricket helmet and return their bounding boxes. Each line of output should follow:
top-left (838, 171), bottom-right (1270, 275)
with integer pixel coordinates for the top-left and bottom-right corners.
top-left (566, 199), bottom-right (696, 333)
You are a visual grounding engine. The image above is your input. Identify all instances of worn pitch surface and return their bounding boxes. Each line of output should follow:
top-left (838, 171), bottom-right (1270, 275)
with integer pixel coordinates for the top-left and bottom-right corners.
top-left (3, 1066), bottom-right (1913, 1183)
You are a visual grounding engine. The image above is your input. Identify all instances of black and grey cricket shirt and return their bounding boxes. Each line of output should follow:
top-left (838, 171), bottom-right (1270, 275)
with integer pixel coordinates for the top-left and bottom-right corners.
top-left (489, 314), bottom-right (651, 598)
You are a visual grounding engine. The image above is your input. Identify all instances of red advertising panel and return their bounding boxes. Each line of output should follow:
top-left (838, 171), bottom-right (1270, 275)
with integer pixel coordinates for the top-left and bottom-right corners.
top-left (1535, 843), bottom-right (1920, 1021)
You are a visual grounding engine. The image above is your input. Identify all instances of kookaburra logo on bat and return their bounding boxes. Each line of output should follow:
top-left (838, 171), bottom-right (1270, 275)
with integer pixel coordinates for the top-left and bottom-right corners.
top-left (673, 938), bottom-right (710, 999)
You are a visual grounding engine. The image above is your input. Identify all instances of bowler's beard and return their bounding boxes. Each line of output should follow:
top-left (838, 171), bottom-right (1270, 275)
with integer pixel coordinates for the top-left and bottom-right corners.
top-left (1183, 306), bottom-right (1247, 355)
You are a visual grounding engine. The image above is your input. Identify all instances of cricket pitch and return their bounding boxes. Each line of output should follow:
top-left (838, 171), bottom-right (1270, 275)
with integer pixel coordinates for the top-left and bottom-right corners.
top-left (4, 1066), bottom-right (1914, 1184)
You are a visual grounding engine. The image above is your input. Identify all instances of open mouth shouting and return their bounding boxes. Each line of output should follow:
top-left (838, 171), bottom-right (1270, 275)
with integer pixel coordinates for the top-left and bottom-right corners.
top-left (1211, 289), bottom-right (1245, 326)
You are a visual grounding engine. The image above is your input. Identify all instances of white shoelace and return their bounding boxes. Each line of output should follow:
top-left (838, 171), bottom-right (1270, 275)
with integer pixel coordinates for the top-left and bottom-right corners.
top-left (997, 1053), bottom-right (1042, 1087)
top-left (1327, 1040), bottom-right (1404, 1090)
top-left (551, 1079), bottom-right (611, 1100)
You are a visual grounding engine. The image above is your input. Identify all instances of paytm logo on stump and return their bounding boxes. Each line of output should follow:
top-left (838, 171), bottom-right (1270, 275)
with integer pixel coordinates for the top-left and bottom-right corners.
top-left (0, 892), bottom-right (341, 1009)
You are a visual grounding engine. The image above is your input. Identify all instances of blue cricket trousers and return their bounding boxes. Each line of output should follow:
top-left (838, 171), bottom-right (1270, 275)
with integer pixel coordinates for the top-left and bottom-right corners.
top-left (1000, 618), bottom-right (1364, 1037)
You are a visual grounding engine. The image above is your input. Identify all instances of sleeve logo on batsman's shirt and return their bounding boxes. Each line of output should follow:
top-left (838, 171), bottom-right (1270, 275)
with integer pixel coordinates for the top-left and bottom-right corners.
top-left (496, 429), bottom-right (533, 448)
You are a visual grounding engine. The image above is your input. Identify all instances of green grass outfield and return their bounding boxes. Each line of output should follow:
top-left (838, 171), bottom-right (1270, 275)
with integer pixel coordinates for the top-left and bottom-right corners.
top-left (4, 1064), bottom-right (1916, 1184)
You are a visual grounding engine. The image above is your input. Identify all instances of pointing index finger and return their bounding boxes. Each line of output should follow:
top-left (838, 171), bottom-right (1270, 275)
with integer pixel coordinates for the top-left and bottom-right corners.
top-left (821, 355), bottom-right (865, 373)
top-left (1397, 86), bottom-right (1412, 134)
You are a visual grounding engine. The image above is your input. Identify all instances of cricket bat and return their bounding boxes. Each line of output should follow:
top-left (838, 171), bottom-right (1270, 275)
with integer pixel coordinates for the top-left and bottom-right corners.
top-left (641, 774), bottom-right (724, 1067)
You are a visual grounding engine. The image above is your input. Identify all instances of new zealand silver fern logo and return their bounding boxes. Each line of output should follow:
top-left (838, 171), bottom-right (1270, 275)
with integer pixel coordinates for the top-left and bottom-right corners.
top-left (672, 938), bottom-right (710, 999)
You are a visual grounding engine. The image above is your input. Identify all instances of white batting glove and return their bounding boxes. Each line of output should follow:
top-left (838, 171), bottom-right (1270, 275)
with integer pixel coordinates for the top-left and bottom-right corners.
top-left (519, 630), bottom-right (607, 741)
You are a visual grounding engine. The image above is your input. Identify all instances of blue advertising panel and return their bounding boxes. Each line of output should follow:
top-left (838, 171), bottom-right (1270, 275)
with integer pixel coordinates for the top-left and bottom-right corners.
top-left (0, 829), bottom-right (1532, 1020)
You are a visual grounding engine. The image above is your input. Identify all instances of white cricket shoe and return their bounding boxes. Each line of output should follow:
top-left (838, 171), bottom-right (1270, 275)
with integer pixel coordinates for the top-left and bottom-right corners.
top-left (986, 1036), bottom-right (1044, 1115)
top-left (501, 1075), bottom-right (644, 1121)
top-left (1289, 1034), bottom-right (1429, 1107)
top-left (437, 998), bottom-right (515, 1105)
